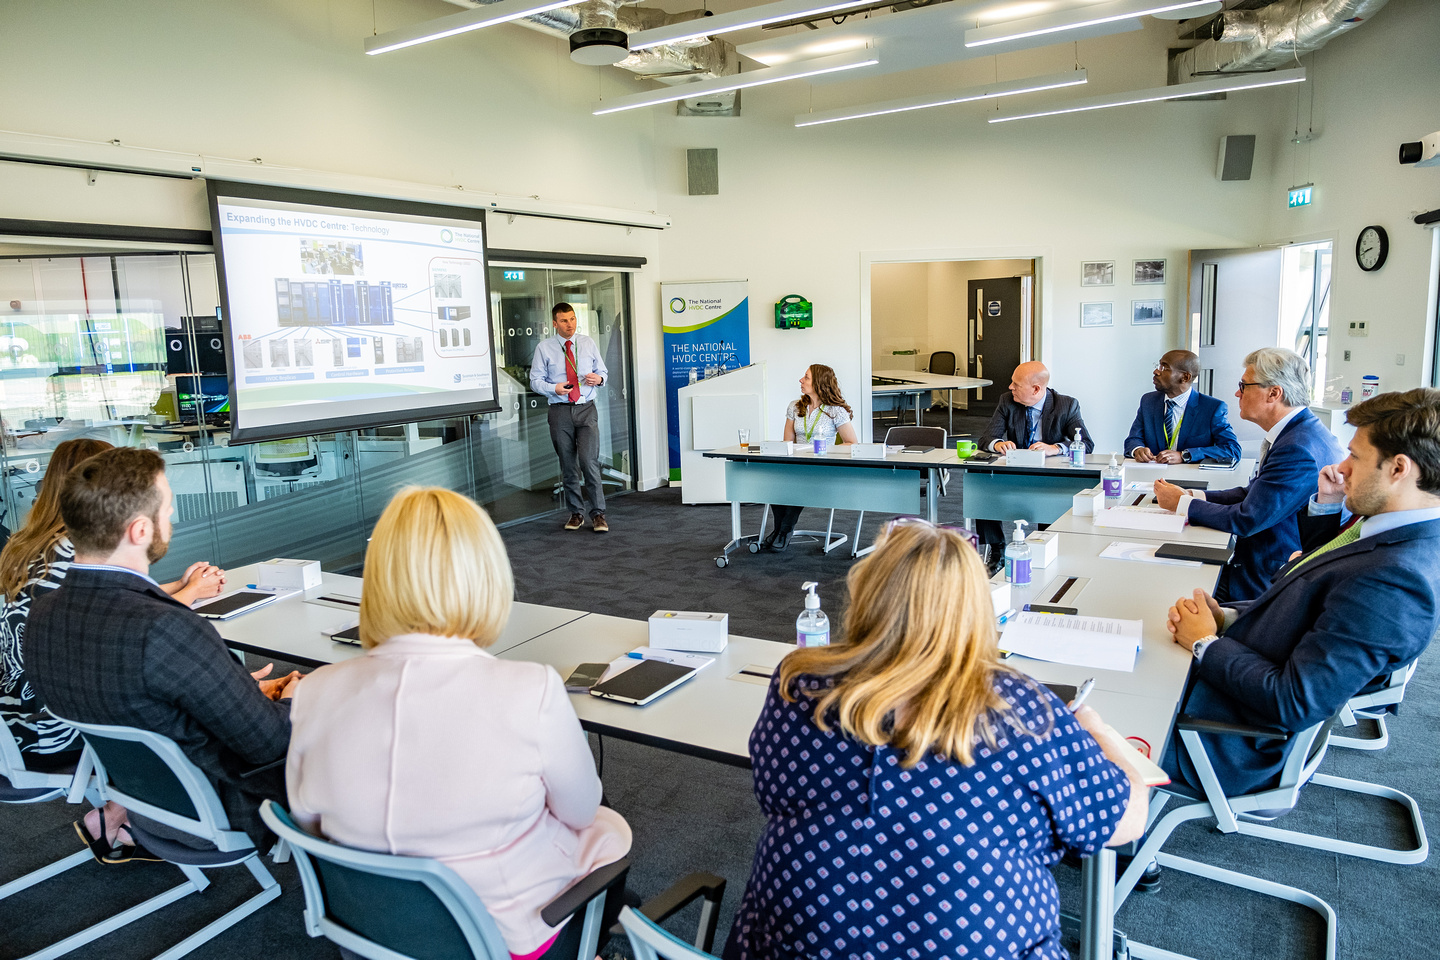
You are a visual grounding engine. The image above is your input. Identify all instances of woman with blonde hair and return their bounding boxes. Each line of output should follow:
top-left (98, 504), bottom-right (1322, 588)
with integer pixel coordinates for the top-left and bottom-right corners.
top-left (286, 486), bottom-right (631, 960)
top-left (764, 364), bottom-right (859, 551)
top-left (724, 521), bottom-right (1148, 960)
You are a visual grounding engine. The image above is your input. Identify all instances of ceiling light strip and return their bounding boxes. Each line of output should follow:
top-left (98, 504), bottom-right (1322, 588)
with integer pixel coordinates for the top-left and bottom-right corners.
top-left (364, 0), bottom-right (588, 55)
top-left (965, 0), bottom-right (1219, 48)
top-left (593, 49), bottom-right (879, 116)
top-left (794, 69), bottom-right (1088, 127)
top-left (629, 0), bottom-right (878, 51)
top-left (988, 67), bottom-right (1306, 123)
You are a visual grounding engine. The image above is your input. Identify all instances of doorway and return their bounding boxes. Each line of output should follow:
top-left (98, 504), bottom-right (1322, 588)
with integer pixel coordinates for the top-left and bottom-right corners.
top-left (869, 258), bottom-right (1035, 440)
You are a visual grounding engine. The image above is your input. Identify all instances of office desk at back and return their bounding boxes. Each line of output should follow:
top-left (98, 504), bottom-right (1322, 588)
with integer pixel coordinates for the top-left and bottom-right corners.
top-left (214, 565), bottom-right (587, 668)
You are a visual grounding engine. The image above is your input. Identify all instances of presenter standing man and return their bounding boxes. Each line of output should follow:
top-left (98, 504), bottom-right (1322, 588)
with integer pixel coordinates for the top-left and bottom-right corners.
top-left (531, 303), bottom-right (610, 533)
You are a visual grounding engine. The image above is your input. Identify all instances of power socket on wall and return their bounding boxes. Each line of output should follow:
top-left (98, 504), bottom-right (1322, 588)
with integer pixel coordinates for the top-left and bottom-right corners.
top-left (1344, 350), bottom-right (1352, 361)
top-left (1348, 321), bottom-right (1368, 337)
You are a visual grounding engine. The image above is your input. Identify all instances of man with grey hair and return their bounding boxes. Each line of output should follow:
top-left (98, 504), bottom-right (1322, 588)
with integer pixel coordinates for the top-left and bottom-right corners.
top-left (1155, 347), bottom-right (1343, 601)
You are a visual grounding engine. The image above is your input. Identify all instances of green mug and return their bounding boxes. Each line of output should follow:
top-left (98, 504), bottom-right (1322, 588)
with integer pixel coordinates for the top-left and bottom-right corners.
top-left (955, 439), bottom-right (977, 458)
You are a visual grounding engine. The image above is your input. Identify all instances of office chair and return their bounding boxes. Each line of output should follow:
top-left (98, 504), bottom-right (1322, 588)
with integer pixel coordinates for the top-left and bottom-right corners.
top-left (1332, 662), bottom-right (1417, 751)
top-left (51, 714), bottom-right (282, 960)
top-left (262, 800), bottom-right (727, 960)
top-left (847, 425), bottom-right (950, 557)
top-left (1115, 713), bottom-right (1428, 960)
top-left (928, 350), bottom-right (957, 376)
top-left (618, 896), bottom-right (729, 960)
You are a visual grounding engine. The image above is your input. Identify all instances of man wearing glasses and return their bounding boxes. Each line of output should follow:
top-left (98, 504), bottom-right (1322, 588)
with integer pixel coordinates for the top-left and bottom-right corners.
top-left (1154, 348), bottom-right (1342, 601)
top-left (1124, 350), bottom-right (1241, 465)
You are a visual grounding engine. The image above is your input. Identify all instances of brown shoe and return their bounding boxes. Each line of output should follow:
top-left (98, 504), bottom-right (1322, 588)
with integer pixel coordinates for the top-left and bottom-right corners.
top-left (591, 514), bottom-right (609, 533)
top-left (564, 513), bottom-right (584, 530)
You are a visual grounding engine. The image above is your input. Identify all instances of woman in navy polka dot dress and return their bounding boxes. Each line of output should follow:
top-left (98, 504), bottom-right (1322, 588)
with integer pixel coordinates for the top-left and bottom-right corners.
top-left (724, 522), bottom-right (1149, 960)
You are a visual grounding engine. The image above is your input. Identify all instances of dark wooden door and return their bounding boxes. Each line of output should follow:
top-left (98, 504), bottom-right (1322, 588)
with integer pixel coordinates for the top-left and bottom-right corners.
top-left (967, 277), bottom-right (1023, 419)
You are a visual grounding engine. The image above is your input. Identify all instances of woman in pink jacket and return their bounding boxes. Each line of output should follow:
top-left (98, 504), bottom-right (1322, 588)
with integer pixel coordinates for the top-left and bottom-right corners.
top-left (286, 486), bottom-right (631, 960)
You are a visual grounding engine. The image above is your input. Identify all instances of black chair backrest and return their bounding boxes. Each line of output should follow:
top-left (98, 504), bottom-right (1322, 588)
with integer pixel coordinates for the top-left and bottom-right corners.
top-left (311, 857), bottom-right (475, 960)
top-left (928, 351), bottom-right (957, 376)
top-left (883, 425), bottom-right (948, 448)
top-left (82, 732), bottom-right (199, 820)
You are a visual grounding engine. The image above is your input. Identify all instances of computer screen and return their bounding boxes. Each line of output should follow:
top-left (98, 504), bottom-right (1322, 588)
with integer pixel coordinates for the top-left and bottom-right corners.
top-left (176, 374), bottom-right (231, 419)
top-left (207, 180), bottom-right (499, 444)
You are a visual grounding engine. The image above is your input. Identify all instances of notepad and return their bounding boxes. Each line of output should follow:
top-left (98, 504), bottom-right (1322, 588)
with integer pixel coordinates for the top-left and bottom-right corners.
top-left (590, 659), bottom-right (697, 705)
top-left (1098, 541), bottom-right (1202, 567)
top-left (1001, 612), bottom-right (1142, 672)
top-left (1093, 507), bottom-right (1187, 534)
top-left (192, 589), bottom-right (278, 620)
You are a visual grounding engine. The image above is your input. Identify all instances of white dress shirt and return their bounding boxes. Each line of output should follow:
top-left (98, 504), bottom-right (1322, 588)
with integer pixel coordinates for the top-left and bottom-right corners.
top-left (529, 333), bottom-right (608, 405)
top-left (1161, 387), bottom-right (1193, 450)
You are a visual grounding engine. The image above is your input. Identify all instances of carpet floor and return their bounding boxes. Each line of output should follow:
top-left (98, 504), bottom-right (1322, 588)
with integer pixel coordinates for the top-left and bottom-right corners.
top-left (2, 485), bottom-right (1435, 960)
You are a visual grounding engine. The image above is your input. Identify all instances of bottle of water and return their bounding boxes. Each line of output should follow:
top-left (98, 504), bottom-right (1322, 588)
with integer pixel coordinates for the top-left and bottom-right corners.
top-left (1070, 429), bottom-right (1085, 468)
top-left (1103, 454), bottom-right (1124, 507)
top-left (1004, 520), bottom-right (1032, 586)
top-left (796, 581), bottom-right (830, 647)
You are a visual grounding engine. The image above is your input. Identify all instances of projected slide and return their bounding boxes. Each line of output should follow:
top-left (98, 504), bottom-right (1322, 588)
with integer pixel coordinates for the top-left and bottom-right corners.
top-left (210, 183), bottom-right (498, 442)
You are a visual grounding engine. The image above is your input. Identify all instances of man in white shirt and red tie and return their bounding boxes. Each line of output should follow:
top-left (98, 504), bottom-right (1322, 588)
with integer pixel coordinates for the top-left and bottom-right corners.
top-left (530, 303), bottom-right (610, 532)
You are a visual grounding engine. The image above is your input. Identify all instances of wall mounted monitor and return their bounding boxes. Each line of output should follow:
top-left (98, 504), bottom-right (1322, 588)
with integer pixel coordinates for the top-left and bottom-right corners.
top-left (207, 180), bottom-right (499, 444)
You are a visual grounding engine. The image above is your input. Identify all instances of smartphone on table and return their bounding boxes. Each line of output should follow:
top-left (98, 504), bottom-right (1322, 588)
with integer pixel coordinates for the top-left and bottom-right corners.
top-left (564, 662), bottom-right (609, 693)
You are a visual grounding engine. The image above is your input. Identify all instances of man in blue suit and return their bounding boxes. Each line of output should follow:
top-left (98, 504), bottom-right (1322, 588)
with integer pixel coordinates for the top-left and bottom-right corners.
top-left (1124, 350), bottom-right (1241, 464)
top-left (1154, 348), bottom-right (1343, 601)
top-left (1165, 388), bottom-right (1440, 796)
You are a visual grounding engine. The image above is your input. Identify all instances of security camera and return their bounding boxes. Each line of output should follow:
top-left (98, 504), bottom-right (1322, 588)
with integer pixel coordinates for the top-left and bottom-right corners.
top-left (1399, 131), bottom-right (1440, 167)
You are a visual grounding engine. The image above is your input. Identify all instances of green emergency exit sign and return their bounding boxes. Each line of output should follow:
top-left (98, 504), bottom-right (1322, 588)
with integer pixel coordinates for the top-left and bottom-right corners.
top-left (1288, 184), bottom-right (1313, 208)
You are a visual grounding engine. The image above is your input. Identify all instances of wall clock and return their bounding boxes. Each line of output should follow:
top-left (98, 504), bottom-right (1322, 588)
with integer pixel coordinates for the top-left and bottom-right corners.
top-left (1356, 225), bottom-right (1388, 271)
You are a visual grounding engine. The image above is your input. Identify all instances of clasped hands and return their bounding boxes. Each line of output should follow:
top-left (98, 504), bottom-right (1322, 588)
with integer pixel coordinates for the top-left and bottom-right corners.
top-left (1131, 446), bottom-right (1183, 465)
top-left (992, 440), bottom-right (1062, 455)
top-left (1166, 588), bottom-right (1223, 652)
top-left (251, 663), bottom-right (302, 701)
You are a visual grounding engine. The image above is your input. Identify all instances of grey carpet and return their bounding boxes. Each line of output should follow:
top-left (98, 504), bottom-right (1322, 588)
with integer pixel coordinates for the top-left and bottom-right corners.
top-left (3, 485), bottom-right (1437, 959)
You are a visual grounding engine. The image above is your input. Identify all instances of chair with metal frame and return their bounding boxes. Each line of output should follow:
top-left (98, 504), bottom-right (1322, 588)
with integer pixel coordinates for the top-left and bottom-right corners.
top-left (1332, 662), bottom-right (1417, 751)
top-left (1115, 712), bottom-right (1428, 960)
top-left (617, 890), bottom-right (730, 960)
top-left (261, 800), bottom-right (727, 960)
top-left (847, 425), bottom-right (950, 557)
top-left (49, 713), bottom-right (283, 960)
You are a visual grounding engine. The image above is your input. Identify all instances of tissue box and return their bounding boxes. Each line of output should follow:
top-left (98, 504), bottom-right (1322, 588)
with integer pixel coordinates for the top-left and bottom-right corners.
top-left (1005, 448), bottom-right (1046, 467)
top-left (1073, 488), bottom-right (1105, 517)
top-left (1026, 530), bottom-right (1060, 567)
top-left (649, 611), bottom-right (729, 653)
top-left (258, 558), bottom-right (322, 591)
top-left (989, 580), bottom-right (1012, 617)
top-left (758, 440), bottom-right (793, 456)
top-left (850, 442), bottom-right (887, 459)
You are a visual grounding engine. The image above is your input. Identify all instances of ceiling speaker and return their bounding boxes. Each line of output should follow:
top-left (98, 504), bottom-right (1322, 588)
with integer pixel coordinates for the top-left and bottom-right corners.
top-left (570, 28), bottom-right (629, 66)
top-left (1217, 134), bottom-right (1256, 181)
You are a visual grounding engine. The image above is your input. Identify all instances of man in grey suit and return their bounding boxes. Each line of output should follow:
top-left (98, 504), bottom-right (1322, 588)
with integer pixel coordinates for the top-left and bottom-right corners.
top-left (26, 447), bottom-right (300, 848)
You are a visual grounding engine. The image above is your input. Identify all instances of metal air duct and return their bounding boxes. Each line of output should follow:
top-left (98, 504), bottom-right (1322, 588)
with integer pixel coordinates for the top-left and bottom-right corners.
top-left (1171, 0), bottom-right (1390, 82)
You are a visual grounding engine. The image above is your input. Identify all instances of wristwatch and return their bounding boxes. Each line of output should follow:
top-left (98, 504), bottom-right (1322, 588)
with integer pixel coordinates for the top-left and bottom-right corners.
top-left (1191, 634), bottom-right (1218, 660)
top-left (1181, 450), bottom-right (1192, 463)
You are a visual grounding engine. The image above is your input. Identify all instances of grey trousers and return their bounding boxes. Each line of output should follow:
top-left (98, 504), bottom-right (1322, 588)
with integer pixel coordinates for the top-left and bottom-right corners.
top-left (548, 400), bottom-right (606, 517)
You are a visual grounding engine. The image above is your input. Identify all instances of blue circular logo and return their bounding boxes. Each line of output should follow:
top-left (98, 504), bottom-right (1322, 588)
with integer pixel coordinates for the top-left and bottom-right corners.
top-left (440, 229), bottom-right (453, 243)
top-left (668, 298), bottom-right (686, 314)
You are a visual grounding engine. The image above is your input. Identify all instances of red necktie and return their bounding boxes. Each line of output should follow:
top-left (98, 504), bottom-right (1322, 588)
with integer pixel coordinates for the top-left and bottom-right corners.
top-left (564, 340), bottom-right (580, 403)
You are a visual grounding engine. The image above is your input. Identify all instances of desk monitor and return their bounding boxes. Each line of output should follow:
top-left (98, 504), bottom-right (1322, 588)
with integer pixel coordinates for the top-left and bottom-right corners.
top-left (208, 180), bottom-right (500, 444)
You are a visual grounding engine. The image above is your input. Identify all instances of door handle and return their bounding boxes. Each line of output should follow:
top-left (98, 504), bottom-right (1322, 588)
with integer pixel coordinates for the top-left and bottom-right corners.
top-left (975, 289), bottom-right (984, 341)
top-left (976, 355), bottom-right (983, 400)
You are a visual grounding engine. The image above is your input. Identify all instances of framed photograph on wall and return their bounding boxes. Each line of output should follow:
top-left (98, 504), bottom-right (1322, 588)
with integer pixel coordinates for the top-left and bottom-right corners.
top-left (1133, 259), bottom-right (1166, 284)
top-left (1081, 261), bottom-right (1115, 286)
top-left (1081, 302), bottom-right (1114, 327)
top-left (1132, 299), bottom-right (1165, 325)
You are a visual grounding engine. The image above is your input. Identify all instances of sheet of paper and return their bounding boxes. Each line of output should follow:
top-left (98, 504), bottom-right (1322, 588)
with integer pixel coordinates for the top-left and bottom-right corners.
top-left (1093, 507), bottom-right (1187, 534)
top-left (1098, 541), bottom-right (1202, 567)
top-left (1001, 612), bottom-right (1141, 672)
top-left (601, 647), bottom-right (716, 682)
top-left (1124, 463), bottom-right (1168, 478)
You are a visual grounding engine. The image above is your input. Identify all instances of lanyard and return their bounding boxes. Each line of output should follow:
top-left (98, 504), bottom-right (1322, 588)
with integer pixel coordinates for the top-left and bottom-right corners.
top-left (1164, 406), bottom-right (1185, 449)
top-left (801, 407), bottom-right (823, 441)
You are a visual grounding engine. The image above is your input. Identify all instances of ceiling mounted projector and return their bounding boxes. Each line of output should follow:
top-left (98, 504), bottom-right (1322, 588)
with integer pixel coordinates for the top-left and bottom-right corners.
top-left (570, 28), bottom-right (629, 65)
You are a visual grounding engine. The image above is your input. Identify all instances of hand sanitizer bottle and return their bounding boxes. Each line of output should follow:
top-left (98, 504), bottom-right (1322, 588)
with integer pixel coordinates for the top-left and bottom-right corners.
top-left (1070, 429), bottom-right (1085, 468)
top-left (1103, 454), bottom-right (1124, 507)
top-left (796, 581), bottom-right (830, 647)
top-left (1004, 520), bottom-right (1032, 585)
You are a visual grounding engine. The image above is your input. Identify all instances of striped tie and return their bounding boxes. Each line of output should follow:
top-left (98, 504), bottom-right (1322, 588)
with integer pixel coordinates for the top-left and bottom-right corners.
top-left (1288, 519), bottom-right (1362, 574)
top-left (1258, 438), bottom-right (1272, 467)
top-left (1164, 399), bottom-right (1180, 449)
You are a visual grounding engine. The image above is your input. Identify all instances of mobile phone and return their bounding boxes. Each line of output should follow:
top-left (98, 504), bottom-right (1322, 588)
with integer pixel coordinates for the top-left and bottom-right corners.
top-left (1023, 603), bottom-right (1079, 615)
top-left (1154, 543), bottom-right (1233, 565)
top-left (564, 662), bottom-right (610, 693)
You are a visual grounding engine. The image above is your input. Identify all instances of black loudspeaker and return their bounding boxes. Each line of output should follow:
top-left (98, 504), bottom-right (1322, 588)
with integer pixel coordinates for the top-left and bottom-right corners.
top-left (687, 148), bottom-right (719, 196)
top-left (1216, 135), bottom-right (1256, 181)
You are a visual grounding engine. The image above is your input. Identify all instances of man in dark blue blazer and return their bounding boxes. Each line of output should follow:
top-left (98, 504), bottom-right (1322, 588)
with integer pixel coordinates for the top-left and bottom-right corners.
top-left (1155, 348), bottom-right (1343, 601)
top-left (1124, 350), bottom-right (1241, 464)
top-left (1165, 388), bottom-right (1440, 796)
top-left (979, 361), bottom-right (1094, 455)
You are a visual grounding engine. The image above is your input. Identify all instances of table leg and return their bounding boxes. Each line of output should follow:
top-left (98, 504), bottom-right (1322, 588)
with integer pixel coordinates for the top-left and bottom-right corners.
top-left (915, 392), bottom-right (922, 426)
top-left (926, 468), bottom-right (939, 523)
top-left (731, 500), bottom-right (741, 542)
top-left (1080, 850), bottom-right (1116, 960)
top-left (947, 389), bottom-right (954, 440)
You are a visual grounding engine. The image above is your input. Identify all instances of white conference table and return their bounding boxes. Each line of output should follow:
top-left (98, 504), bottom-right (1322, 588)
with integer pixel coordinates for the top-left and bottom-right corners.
top-left (871, 368), bottom-right (991, 435)
top-left (1046, 457), bottom-right (1255, 545)
top-left (213, 565), bottom-right (587, 667)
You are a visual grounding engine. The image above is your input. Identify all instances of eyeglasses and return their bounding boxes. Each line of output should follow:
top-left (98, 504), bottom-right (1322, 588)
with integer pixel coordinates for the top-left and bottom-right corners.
top-left (1154, 361), bottom-right (1174, 371)
top-left (1237, 380), bottom-right (1266, 392)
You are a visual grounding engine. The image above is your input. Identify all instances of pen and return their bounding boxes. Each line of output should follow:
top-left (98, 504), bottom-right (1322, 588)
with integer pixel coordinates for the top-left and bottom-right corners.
top-left (1069, 677), bottom-right (1096, 711)
top-left (996, 607), bottom-right (1018, 625)
top-left (627, 652), bottom-right (677, 663)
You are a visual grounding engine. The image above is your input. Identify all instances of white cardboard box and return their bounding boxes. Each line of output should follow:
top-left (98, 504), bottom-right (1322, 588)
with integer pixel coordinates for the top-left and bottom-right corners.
top-left (1004, 448), bottom-right (1046, 467)
top-left (1026, 530), bottom-right (1060, 567)
top-left (850, 442), bottom-right (887, 458)
top-left (1073, 488), bottom-right (1105, 517)
top-left (258, 558), bottom-right (322, 591)
top-left (989, 580), bottom-right (1012, 616)
top-left (758, 440), bottom-right (793, 456)
top-left (649, 611), bottom-right (729, 653)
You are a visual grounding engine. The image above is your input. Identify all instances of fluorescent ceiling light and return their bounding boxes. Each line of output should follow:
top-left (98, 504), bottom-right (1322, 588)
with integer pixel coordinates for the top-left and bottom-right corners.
top-left (989, 67), bottom-right (1305, 123)
top-left (364, 0), bottom-right (587, 55)
top-left (629, 0), bottom-right (883, 50)
top-left (795, 69), bottom-right (1088, 126)
top-left (965, 0), bottom-right (1218, 47)
top-left (593, 49), bottom-right (879, 116)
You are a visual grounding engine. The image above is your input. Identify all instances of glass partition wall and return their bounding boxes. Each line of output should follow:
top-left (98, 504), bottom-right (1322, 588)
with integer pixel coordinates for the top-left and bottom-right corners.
top-left (0, 252), bottom-right (636, 580)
